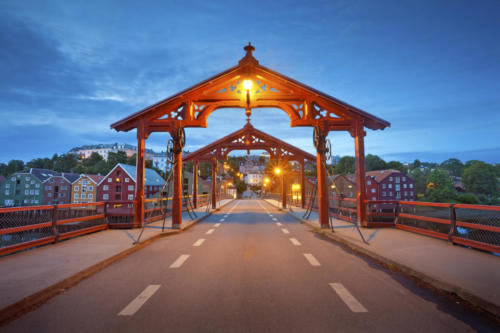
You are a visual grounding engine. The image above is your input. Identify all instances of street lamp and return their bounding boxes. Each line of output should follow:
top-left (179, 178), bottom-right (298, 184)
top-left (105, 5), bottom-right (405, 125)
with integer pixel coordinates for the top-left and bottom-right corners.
top-left (274, 168), bottom-right (281, 176)
top-left (243, 79), bottom-right (253, 119)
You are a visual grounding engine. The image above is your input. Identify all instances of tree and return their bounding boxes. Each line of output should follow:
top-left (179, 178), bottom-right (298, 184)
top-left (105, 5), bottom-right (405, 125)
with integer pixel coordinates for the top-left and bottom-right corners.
top-left (4, 160), bottom-right (25, 176)
top-left (365, 154), bottom-right (386, 171)
top-left (462, 161), bottom-right (499, 198)
top-left (27, 157), bottom-right (53, 169)
top-left (107, 151), bottom-right (128, 170)
top-left (53, 154), bottom-right (78, 172)
top-left (334, 156), bottom-right (355, 174)
top-left (440, 158), bottom-right (464, 177)
top-left (424, 169), bottom-right (456, 202)
top-left (386, 161), bottom-right (405, 173)
top-left (411, 159), bottom-right (421, 170)
top-left (235, 180), bottom-right (247, 194)
top-left (409, 168), bottom-right (427, 196)
top-left (0, 163), bottom-right (6, 176)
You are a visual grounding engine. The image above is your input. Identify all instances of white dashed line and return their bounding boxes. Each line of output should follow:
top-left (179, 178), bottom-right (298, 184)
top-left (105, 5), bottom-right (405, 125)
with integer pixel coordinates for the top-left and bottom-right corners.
top-left (219, 219), bottom-right (225, 222)
top-left (272, 218), bottom-right (278, 221)
top-left (193, 238), bottom-right (205, 247)
top-left (281, 228), bottom-right (290, 234)
top-left (118, 285), bottom-right (160, 316)
top-left (170, 254), bottom-right (190, 268)
top-left (276, 222), bottom-right (282, 226)
top-left (289, 238), bottom-right (301, 246)
top-left (330, 283), bottom-right (368, 313)
top-left (206, 229), bottom-right (215, 234)
top-left (303, 253), bottom-right (321, 266)
top-left (214, 223), bottom-right (221, 227)
top-left (224, 215), bottom-right (228, 218)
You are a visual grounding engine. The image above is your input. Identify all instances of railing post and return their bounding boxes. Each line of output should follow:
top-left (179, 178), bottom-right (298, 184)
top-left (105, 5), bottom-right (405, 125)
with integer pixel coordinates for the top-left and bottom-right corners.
top-left (52, 205), bottom-right (59, 243)
top-left (394, 201), bottom-right (400, 227)
top-left (104, 202), bottom-right (109, 229)
top-left (448, 203), bottom-right (456, 244)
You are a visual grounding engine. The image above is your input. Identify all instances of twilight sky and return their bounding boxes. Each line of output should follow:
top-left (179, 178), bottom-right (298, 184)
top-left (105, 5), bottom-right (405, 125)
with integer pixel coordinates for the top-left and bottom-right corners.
top-left (1, 0), bottom-right (499, 164)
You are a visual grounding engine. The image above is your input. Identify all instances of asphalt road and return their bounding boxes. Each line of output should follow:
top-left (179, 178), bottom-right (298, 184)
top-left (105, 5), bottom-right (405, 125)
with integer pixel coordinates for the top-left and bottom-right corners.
top-left (2, 200), bottom-right (497, 332)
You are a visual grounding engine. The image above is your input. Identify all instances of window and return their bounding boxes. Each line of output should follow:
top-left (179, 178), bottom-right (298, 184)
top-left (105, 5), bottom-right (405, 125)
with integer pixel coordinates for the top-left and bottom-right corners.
top-left (115, 194), bottom-right (121, 200)
top-left (382, 184), bottom-right (386, 189)
top-left (395, 177), bottom-right (400, 183)
top-left (395, 184), bottom-right (400, 191)
top-left (389, 177), bottom-right (393, 181)
top-left (25, 184), bottom-right (29, 188)
top-left (35, 184), bottom-right (40, 188)
top-left (116, 185), bottom-right (121, 192)
top-left (5, 183), bottom-right (10, 188)
top-left (404, 191), bottom-right (408, 197)
top-left (25, 190), bottom-right (29, 195)
top-left (410, 191), bottom-right (414, 196)
top-left (388, 184), bottom-right (392, 189)
top-left (125, 178), bottom-right (129, 183)
top-left (58, 193), bottom-right (64, 198)
top-left (81, 194), bottom-right (86, 199)
top-left (88, 193), bottom-right (93, 199)
top-left (11, 177), bottom-right (15, 181)
top-left (35, 190), bottom-right (39, 195)
top-left (74, 200), bottom-right (79, 204)
top-left (26, 177), bottom-right (30, 181)
top-left (48, 193), bottom-right (52, 197)
top-left (403, 184), bottom-right (407, 189)
top-left (88, 186), bottom-right (93, 191)
top-left (82, 179), bottom-right (87, 186)
top-left (103, 185), bottom-right (108, 191)
top-left (371, 188), bottom-right (376, 193)
top-left (74, 193), bottom-right (79, 199)
top-left (367, 180), bottom-right (371, 185)
top-left (103, 194), bottom-right (109, 200)
top-left (108, 178), bottom-right (112, 182)
top-left (128, 194), bottom-right (134, 200)
top-left (402, 177), bottom-right (406, 182)
top-left (128, 185), bottom-right (134, 191)
top-left (74, 186), bottom-right (79, 191)
top-left (409, 184), bottom-right (414, 189)
top-left (389, 191), bottom-right (392, 196)
top-left (5, 190), bottom-right (9, 195)
top-left (396, 192), bottom-right (401, 199)
top-left (31, 181), bottom-right (35, 185)
top-left (372, 196), bottom-right (376, 200)
top-left (382, 192), bottom-right (386, 197)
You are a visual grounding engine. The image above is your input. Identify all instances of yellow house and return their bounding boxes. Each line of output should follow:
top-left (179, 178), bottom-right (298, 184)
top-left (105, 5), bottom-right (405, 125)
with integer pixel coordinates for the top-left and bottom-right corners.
top-left (71, 174), bottom-right (104, 204)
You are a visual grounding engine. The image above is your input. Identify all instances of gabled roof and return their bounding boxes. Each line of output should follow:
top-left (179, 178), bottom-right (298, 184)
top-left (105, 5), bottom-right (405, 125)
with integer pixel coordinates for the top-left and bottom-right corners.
top-left (111, 44), bottom-right (390, 133)
top-left (28, 168), bottom-right (59, 182)
top-left (366, 169), bottom-right (406, 183)
top-left (88, 174), bottom-right (105, 184)
top-left (99, 163), bottom-right (164, 186)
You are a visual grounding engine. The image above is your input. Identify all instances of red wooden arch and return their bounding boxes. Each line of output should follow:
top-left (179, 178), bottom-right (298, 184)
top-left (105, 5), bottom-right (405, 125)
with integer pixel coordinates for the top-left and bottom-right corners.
top-left (111, 44), bottom-right (390, 229)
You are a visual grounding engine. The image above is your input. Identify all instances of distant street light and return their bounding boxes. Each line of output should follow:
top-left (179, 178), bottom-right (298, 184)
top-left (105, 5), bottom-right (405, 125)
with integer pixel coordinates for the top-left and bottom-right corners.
top-left (274, 168), bottom-right (281, 176)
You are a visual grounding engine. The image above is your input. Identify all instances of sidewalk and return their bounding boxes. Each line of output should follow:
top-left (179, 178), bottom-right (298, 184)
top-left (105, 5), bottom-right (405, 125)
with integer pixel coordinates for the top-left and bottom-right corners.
top-left (263, 198), bottom-right (500, 317)
top-left (0, 199), bottom-right (233, 324)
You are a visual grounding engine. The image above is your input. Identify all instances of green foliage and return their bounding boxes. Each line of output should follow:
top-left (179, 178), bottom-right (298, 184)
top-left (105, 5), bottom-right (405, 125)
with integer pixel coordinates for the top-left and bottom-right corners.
top-left (365, 154), bottom-right (387, 171)
top-left (462, 161), bottom-right (499, 197)
top-left (235, 180), bottom-right (247, 194)
top-left (386, 161), bottom-right (405, 173)
top-left (1, 160), bottom-right (25, 176)
top-left (456, 193), bottom-right (479, 204)
top-left (409, 168), bottom-right (428, 196)
top-left (424, 169), bottom-right (456, 202)
top-left (334, 156), bottom-right (355, 174)
top-left (440, 158), bottom-right (464, 177)
top-left (411, 159), bottom-right (421, 169)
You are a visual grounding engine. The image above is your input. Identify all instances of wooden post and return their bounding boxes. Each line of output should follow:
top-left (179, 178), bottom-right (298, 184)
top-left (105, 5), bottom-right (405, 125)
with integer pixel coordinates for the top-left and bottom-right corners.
top-left (211, 160), bottom-right (217, 209)
top-left (135, 125), bottom-right (146, 227)
top-left (355, 122), bottom-right (367, 227)
top-left (193, 161), bottom-right (198, 208)
top-left (316, 127), bottom-right (330, 229)
top-left (172, 138), bottom-right (183, 229)
top-left (281, 175), bottom-right (286, 209)
top-left (300, 160), bottom-right (306, 209)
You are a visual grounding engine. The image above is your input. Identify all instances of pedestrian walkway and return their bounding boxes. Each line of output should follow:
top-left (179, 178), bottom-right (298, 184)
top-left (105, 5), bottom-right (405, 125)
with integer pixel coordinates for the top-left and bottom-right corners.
top-left (263, 198), bottom-right (500, 317)
top-left (0, 199), bottom-right (233, 324)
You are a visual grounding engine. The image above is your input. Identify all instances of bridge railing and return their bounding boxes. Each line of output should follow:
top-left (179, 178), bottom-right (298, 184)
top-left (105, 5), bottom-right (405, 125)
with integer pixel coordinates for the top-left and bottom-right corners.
top-left (0, 193), bottom-right (228, 256)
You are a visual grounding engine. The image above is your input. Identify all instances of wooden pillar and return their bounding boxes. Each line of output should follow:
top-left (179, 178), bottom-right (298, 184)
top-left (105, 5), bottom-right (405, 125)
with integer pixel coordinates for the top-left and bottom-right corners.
top-left (300, 160), bottom-right (306, 209)
top-left (355, 122), bottom-right (367, 227)
top-left (134, 125), bottom-right (146, 227)
top-left (193, 161), bottom-right (198, 208)
top-left (211, 160), bottom-right (217, 209)
top-left (172, 144), bottom-right (183, 229)
top-left (315, 128), bottom-right (330, 229)
top-left (281, 175), bottom-right (286, 209)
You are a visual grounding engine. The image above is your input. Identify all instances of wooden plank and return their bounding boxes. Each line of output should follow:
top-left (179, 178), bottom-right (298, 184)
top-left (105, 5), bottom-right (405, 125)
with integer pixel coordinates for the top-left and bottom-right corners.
top-left (399, 213), bottom-right (450, 225)
top-left (455, 220), bottom-right (500, 233)
top-left (0, 236), bottom-right (56, 256)
top-left (56, 214), bottom-right (105, 226)
top-left (0, 222), bottom-right (53, 236)
top-left (58, 224), bottom-right (107, 241)
top-left (451, 236), bottom-right (500, 253)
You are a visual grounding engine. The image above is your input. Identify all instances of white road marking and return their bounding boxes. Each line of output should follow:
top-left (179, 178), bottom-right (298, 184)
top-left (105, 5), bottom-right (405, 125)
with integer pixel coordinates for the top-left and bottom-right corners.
top-left (272, 218), bottom-right (278, 221)
top-left (281, 228), bottom-right (290, 234)
top-left (219, 219), bottom-right (225, 222)
top-left (214, 223), bottom-right (221, 227)
top-left (276, 222), bottom-right (282, 226)
top-left (224, 215), bottom-right (228, 218)
top-left (118, 285), bottom-right (160, 316)
top-left (193, 238), bottom-right (205, 247)
top-left (289, 238), bottom-right (301, 246)
top-left (269, 214), bottom-right (273, 217)
top-left (330, 283), bottom-right (368, 313)
top-left (170, 254), bottom-right (190, 268)
top-left (303, 253), bottom-right (321, 266)
top-left (206, 229), bottom-right (215, 234)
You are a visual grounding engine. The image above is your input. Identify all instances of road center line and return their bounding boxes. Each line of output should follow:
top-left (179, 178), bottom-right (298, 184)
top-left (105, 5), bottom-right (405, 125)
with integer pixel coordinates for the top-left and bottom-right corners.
top-left (214, 223), bottom-right (221, 227)
top-left (170, 254), bottom-right (190, 268)
top-left (289, 238), bottom-right (301, 246)
top-left (281, 228), bottom-right (290, 234)
top-left (272, 218), bottom-right (278, 221)
top-left (276, 222), bottom-right (282, 226)
top-left (206, 229), bottom-right (215, 234)
top-left (330, 283), bottom-right (368, 313)
top-left (224, 215), bottom-right (228, 218)
top-left (303, 253), bottom-right (321, 266)
top-left (118, 284), bottom-right (161, 316)
top-left (193, 238), bottom-right (205, 247)
top-left (219, 219), bottom-right (225, 222)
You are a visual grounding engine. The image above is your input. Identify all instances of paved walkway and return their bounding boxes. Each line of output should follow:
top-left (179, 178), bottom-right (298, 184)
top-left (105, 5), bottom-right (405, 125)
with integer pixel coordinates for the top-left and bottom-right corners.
top-left (0, 199), bottom-right (233, 323)
top-left (263, 198), bottom-right (500, 317)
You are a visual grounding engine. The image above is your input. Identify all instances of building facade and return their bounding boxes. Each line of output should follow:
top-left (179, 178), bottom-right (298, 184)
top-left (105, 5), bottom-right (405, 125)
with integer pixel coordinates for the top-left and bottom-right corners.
top-left (0, 169), bottom-right (58, 207)
top-left (97, 164), bottom-right (164, 202)
top-left (43, 173), bottom-right (79, 205)
top-left (153, 152), bottom-right (168, 172)
top-left (69, 143), bottom-right (154, 161)
top-left (71, 174), bottom-right (104, 204)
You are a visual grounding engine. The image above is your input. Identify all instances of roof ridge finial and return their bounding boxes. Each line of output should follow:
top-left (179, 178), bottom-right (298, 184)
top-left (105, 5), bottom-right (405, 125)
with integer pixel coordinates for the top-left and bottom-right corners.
top-left (239, 42), bottom-right (259, 66)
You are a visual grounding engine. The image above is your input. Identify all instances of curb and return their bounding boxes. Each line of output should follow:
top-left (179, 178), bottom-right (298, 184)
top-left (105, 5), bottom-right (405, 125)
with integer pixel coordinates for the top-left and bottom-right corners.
top-left (0, 200), bottom-right (235, 326)
top-left (261, 199), bottom-right (500, 319)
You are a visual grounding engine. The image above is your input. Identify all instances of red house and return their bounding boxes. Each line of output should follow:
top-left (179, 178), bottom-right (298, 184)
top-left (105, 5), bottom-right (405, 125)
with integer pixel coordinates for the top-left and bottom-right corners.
top-left (97, 163), bottom-right (164, 202)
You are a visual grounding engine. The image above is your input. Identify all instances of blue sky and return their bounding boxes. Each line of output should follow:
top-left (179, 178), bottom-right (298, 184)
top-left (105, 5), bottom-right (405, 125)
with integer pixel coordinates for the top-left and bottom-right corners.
top-left (1, 0), bottom-right (499, 164)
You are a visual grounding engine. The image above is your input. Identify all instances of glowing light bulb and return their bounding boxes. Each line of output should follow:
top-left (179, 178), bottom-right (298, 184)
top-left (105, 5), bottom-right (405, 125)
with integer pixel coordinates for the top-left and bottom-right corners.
top-left (243, 79), bottom-right (253, 90)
